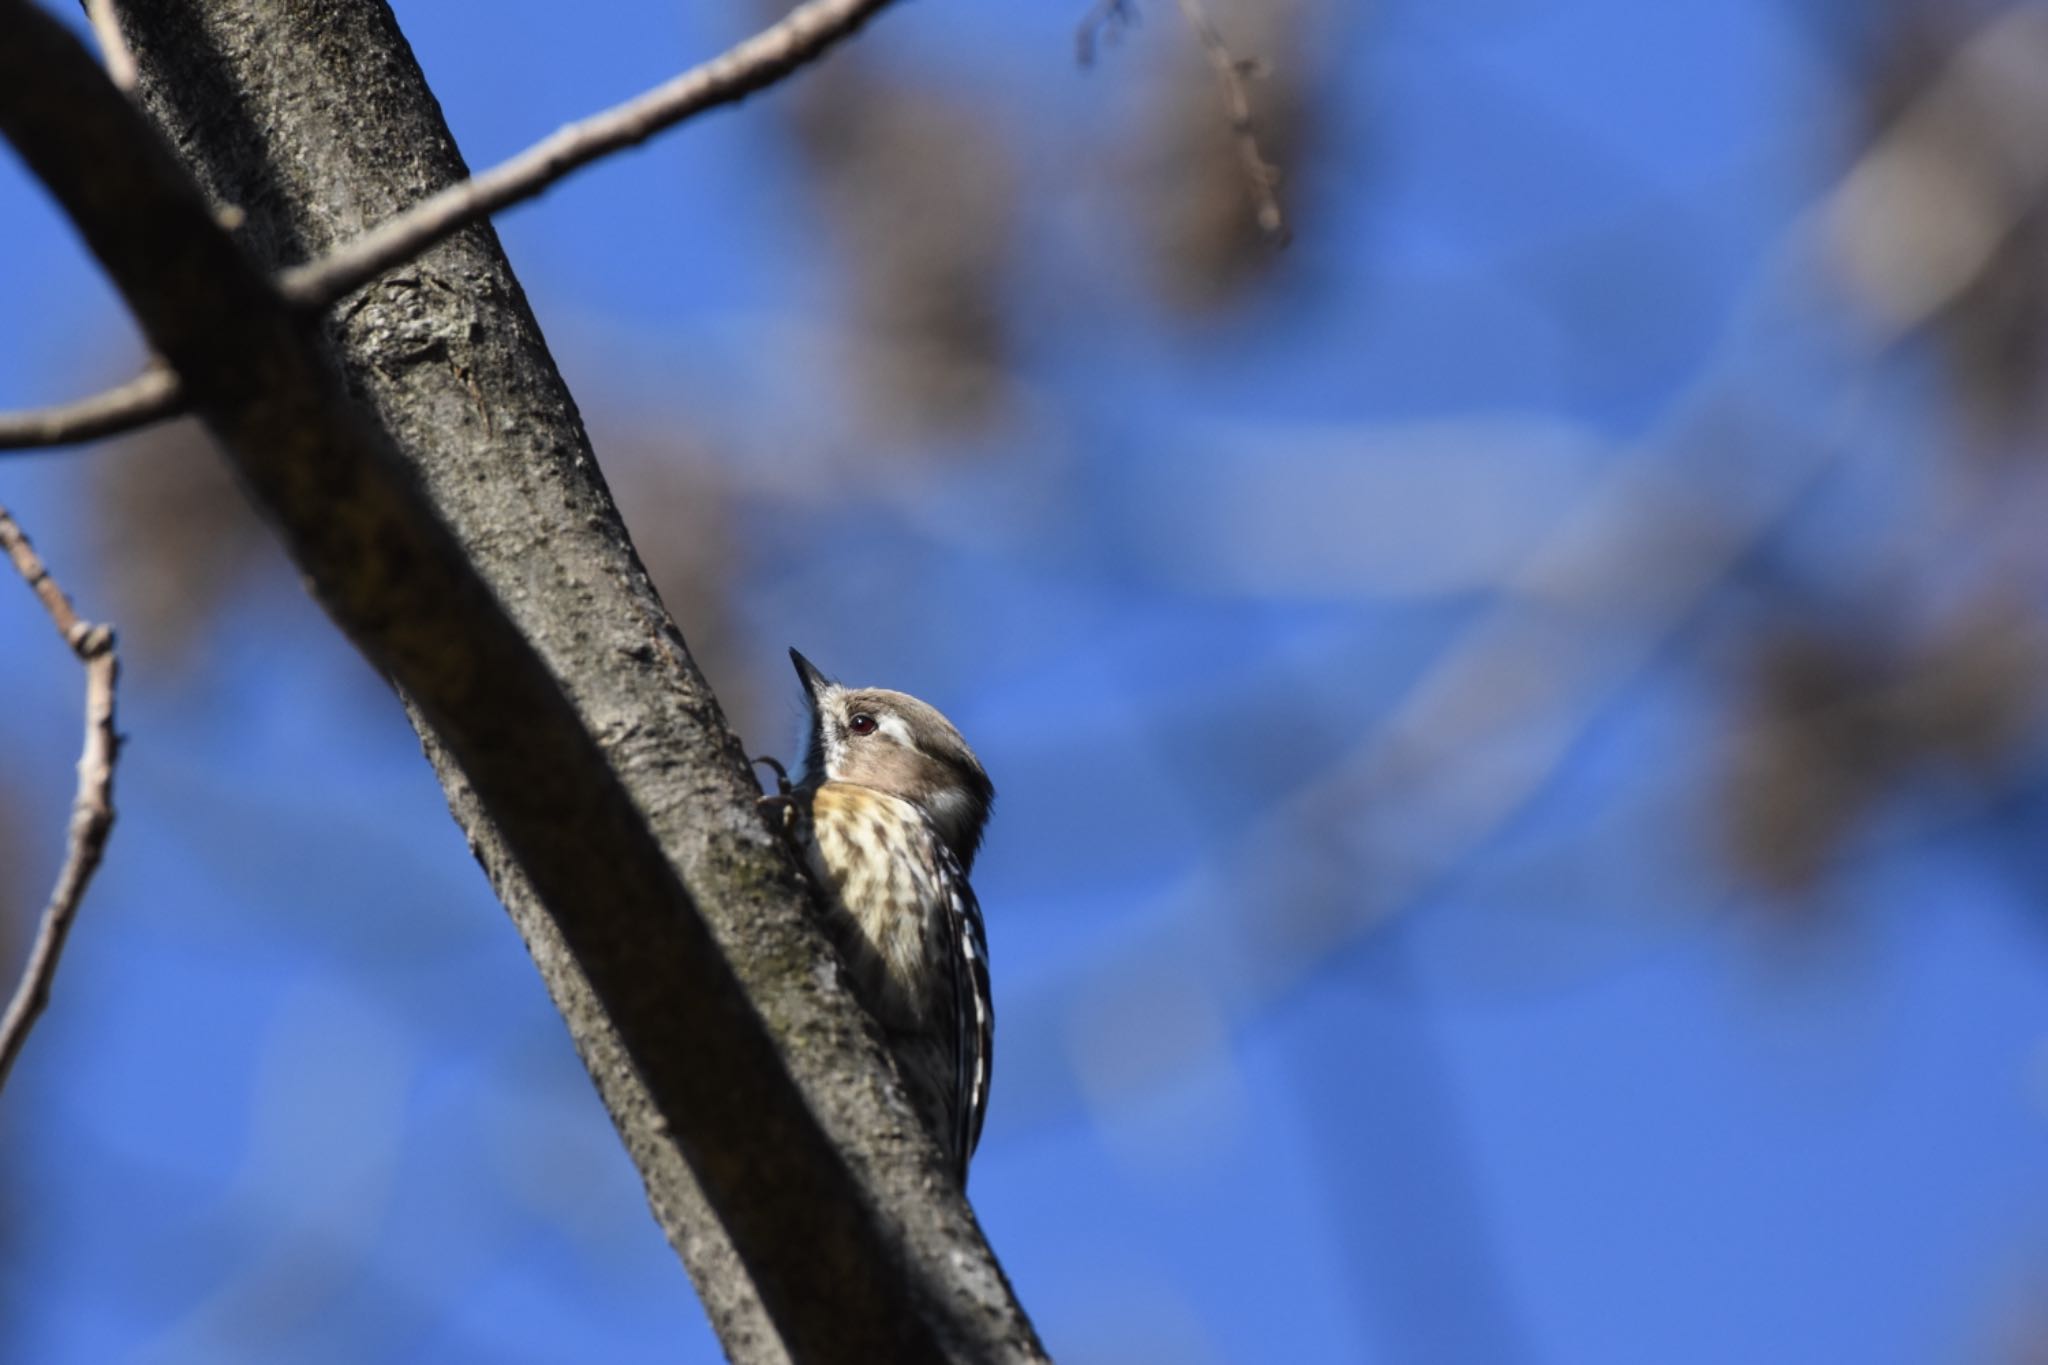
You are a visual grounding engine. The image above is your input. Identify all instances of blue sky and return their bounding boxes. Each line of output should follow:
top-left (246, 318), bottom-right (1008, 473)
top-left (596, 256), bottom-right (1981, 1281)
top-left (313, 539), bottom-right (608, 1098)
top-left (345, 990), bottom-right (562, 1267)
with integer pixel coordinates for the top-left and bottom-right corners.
top-left (3, 0), bottom-right (2046, 1361)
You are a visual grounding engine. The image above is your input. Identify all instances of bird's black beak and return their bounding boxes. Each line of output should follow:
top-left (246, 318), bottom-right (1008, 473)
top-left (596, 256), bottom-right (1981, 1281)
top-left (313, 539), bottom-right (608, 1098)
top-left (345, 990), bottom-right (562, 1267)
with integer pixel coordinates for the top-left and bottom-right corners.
top-left (790, 648), bottom-right (832, 704)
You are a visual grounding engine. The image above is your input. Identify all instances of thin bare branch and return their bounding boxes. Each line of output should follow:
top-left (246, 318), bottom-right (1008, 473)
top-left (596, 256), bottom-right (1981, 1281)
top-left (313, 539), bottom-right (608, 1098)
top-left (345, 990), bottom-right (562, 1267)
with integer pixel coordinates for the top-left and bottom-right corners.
top-left (11, 0), bottom-right (894, 448)
top-left (280, 0), bottom-right (900, 310)
top-left (0, 505), bottom-right (118, 1095)
top-left (84, 0), bottom-right (136, 91)
top-left (0, 366), bottom-right (183, 452)
top-left (1174, 0), bottom-right (1288, 243)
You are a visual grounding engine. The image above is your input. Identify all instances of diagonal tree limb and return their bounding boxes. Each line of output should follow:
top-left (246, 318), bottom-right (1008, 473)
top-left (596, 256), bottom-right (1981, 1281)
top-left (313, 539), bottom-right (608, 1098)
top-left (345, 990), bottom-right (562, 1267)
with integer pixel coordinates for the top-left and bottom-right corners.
top-left (0, 367), bottom-right (183, 452)
top-left (0, 505), bottom-right (118, 1095)
top-left (111, 0), bottom-right (1032, 1352)
top-left (279, 0), bottom-right (901, 311)
top-left (0, 3), bottom-right (1042, 1361)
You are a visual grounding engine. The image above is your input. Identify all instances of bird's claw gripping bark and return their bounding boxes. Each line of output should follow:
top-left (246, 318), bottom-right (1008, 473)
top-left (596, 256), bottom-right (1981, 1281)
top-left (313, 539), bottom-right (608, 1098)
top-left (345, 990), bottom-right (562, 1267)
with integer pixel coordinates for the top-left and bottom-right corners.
top-left (752, 755), bottom-right (796, 832)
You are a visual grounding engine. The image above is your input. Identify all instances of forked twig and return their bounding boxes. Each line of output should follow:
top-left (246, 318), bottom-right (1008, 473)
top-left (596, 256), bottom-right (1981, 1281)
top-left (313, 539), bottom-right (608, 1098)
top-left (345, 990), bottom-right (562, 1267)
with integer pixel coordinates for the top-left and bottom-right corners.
top-left (0, 505), bottom-right (119, 1094)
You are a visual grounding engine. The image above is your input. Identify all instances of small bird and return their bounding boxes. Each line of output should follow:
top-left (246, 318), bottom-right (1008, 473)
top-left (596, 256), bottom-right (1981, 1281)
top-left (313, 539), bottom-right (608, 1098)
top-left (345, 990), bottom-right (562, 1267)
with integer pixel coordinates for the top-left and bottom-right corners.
top-left (772, 648), bottom-right (995, 1185)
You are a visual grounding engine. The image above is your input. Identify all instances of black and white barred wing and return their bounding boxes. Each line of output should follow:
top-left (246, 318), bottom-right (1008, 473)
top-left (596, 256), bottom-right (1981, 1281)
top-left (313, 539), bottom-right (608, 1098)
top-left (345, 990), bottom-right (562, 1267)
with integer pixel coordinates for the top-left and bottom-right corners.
top-left (937, 838), bottom-right (993, 1179)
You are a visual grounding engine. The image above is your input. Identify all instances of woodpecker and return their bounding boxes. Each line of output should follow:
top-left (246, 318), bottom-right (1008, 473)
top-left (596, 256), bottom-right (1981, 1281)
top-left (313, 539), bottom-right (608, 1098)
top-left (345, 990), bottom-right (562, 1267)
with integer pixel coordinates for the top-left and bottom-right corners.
top-left (773, 648), bottom-right (995, 1185)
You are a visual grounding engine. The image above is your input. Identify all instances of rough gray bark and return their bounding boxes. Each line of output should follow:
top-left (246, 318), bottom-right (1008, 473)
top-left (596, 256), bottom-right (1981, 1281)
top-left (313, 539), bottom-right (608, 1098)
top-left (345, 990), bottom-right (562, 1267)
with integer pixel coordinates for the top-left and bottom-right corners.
top-left (1, 1), bottom-right (1045, 1360)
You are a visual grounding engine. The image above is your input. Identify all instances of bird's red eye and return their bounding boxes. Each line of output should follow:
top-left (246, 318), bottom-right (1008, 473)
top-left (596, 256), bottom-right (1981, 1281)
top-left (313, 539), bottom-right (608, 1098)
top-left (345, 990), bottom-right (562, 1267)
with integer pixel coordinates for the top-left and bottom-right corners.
top-left (849, 713), bottom-right (878, 736)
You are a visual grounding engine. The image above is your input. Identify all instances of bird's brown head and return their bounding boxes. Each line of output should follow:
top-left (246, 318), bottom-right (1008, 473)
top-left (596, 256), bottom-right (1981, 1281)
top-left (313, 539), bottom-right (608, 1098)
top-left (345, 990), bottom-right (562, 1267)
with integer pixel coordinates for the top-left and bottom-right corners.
top-left (792, 648), bottom-right (995, 870)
